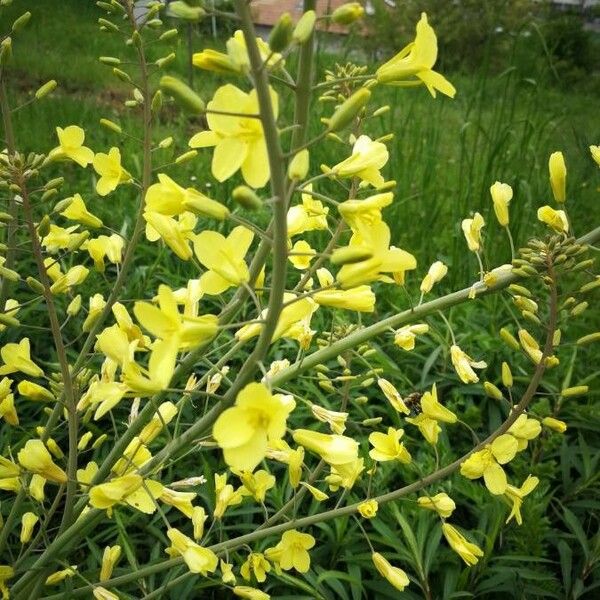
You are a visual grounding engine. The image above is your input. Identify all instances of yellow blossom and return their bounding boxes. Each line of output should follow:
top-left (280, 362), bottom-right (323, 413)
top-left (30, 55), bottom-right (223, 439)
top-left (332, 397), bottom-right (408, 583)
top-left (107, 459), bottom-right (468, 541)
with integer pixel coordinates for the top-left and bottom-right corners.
top-left (357, 499), bottom-right (379, 518)
top-left (194, 226), bottom-right (254, 294)
top-left (0, 338), bottom-right (44, 378)
top-left (376, 13), bottom-right (456, 98)
top-left (378, 378), bottom-right (409, 414)
top-left (369, 427), bottom-right (411, 463)
top-left (338, 192), bottom-right (393, 230)
top-left (122, 338), bottom-right (178, 396)
top-left (442, 523), bottom-right (484, 566)
top-left (450, 344), bottom-right (487, 384)
top-left (239, 469), bottom-right (276, 502)
top-left (49, 264), bottom-right (89, 295)
top-left (286, 186), bottom-right (329, 236)
top-left (93, 587), bottom-right (120, 600)
top-left (89, 473), bottom-right (163, 514)
top-left (325, 458), bottom-right (365, 491)
top-left (192, 506), bottom-right (208, 540)
top-left (311, 404), bottom-right (348, 434)
top-left (537, 205), bottom-right (568, 233)
top-left (331, 135), bottom-right (389, 187)
top-left (100, 545), bottom-right (122, 581)
top-left (0, 455), bottom-right (20, 493)
top-left (313, 268), bottom-right (375, 313)
top-left (240, 552), bottom-right (271, 583)
top-left (406, 383), bottom-right (457, 444)
top-left (83, 293), bottom-right (106, 332)
top-left (20, 511), bottom-right (38, 543)
top-left (549, 151), bottom-right (566, 203)
top-left (17, 439), bottom-right (67, 483)
top-left (139, 401), bottom-right (178, 444)
top-left (265, 530), bottom-right (315, 573)
top-left (542, 416), bottom-right (567, 433)
top-left (420, 260), bottom-right (447, 293)
top-left (293, 429), bottom-right (358, 465)
top-left (417, 492), bottom-right (456, 518)
top-left (17, 380), bottom-right (55, 402)
top-left (213, 382), bottom-right (294, 471)
top-left (460, 434), bottom-right (518, 495)
top-left (160, 487), bottom-right (197, 517)
top-left (144, 211), bottom-right (196, 260)
top-left (590, 145), bottom-right (600, 166)
top-left (29, 474), bottom-right (47, 502)
top-left (0, 391), bottom-right (17, 425)
top-left (49, 125), bottom-right (94, 167)
top-left (166, 528), bottom-right (218, 575)
top-left (508, 414), bottom-right (541, 451)
top-left (60, 193), bottom-right (103, 228)
top-left (461, 212), bottom-right (485, 252)
top-left (85, 234), bottom-right (124, 272)
top-left (189, 84), bottom-right (278, 188)
top-left (288, 239), bottom-right (316, 270)
top-left (299, 481), bottom-right (329, 501)
top-left (490, 181), bottom-right (513, 226)
top-left (93, 147), bottom-right (132, 196)
top-left (213, 472), bottom-right (243, 519)
top-left (41, 224), bottom-right (81, 253)
top-left (0, 566), bottom-right (14, 599)
top-left (233, 585), bottom-right (270, 600)
top-left (504, 475), bottom-right (539, 525)
top-left (45, 566), bottom-right (77, 585)
top-left (393, 323), bottom-right (429, 350)
top-left (371, 552), bottom-right (410, 592)
top-left (266, 440), bottom-right (304, 488)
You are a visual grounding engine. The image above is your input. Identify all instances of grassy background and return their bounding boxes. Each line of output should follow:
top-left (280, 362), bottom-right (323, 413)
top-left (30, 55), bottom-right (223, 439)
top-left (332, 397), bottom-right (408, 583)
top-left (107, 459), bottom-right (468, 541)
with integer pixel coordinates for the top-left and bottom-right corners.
top-left (1, 1), bottom-right (600, 599)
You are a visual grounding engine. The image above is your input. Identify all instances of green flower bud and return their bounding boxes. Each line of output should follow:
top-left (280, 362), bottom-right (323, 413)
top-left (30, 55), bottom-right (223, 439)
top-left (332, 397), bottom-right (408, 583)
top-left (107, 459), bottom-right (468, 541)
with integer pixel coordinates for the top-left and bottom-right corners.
top-left (37, 215), bottom-right (51, 237)
top-left (501, 362), bottom-right (513, 387)
top-left (0, 265), bottom-right (20, 282)
top-left (182, 194), bottom-right (229, 220)
top-left (156, 53), bottom-right (176, 69)
top-left (167, 1), bottom-right (205, 22)
top-left (67, 294), bottom-right (82, 316)
top-left (576, 332), bottom-right (600, 346)
top-left (158, 136), bottom-right (173, 149)
top-left (508, 283), bottom-right (532, 298)
top-left (288, 149), bottom-right (309, 180)
top-left (34, 80), bottom-right (57, 99)
top-left (580, 277), bottom-right (600, 293)
top-left (98, 17), bottom-right (119, 32)
top-left (571, 301), bottom-right (588, 316)
top-left (327, 88), bottom-right (371, 132)
top-left (500, 327), bottom-right (520, 350)
top-left (483, 382), bottom-right (503, 400)
top-left (362, 417), bottom-right (383, 426)
top-left (99, 56), bottom-right (121, 65)
top-left (99, 118), bottom-right (122, 134)
top-left (331, 2), bottom-right (365, 25)
top-left (561, 385), bottom-right (588, 398)
top-left (159, 28), bottom-right (178, 41)
top-left (269, 12), bottom-right (293, 53)
top-left (293, 10), bottom-right (316, 43)
top-left (0, 38), bottom-right (13, 66)
top-left (232, 185), bottom-right (262, 210)
top-left (112, 67), bottom-right (132, 83)
top-left (160, 75), bottom-right (205, 114)
top-left (0, 212), bottom-right (13, 223)
top-left (174, 150), bottom-right (197, 165)
top-left (0, 312), bottom-right (19, 327)
top-left (44, 177), bottom-right (64, 190)
top-left (151, 90), bottom-right (163, 114)
top-left (40, 189), bottom-right (58, 203)
top-left (573, 258), bottom-right (595, 271)
top-left (12, 11), bottom-right (32, 32)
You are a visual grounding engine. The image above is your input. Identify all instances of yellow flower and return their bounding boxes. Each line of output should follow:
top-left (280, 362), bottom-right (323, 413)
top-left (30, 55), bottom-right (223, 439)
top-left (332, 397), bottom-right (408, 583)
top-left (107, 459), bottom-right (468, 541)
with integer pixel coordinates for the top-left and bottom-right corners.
top-left (549, 151), bottom-right (566, 203)
top-left (357, 499), bottom-right (379, 519)
top-left (45, 566), bottom-right (77, 585)
top-left (60, 193), bottom-right (103, 228)
top-left (48, 264), bottom-right (89, 295)
top-left (266, 440), bottom-right (304, 488)
top-left (442, 523), bottom-right (484, 566)
top-left (590, 145), bottom-right (600, 166)
top-left (461, 212), bottom-right (485, 252)
top-left (417, 492), bottom-right (455, 518)
top-left (288, 239), bottom-right (316, 270)
top-left (504, 475), bottom-right (539, 525)
top-left (93, 147), bottom-right (132, 196)
top-left (0, 566), bottom-right (14, 599)
top-left (100, 545), bottom-right (122, 582)
top-left (337, 221), bottom-right (416, 288)
top-left (213, 382), bottom-right (295, 471)
top-left (0, 338), bottom-right (44, 378)
top-left (17, 381), bottom-right (54, 402)
top-left (190, 506), bottom-right (207, 541)
top-left (139, 401), bottom-right (178, 444)
top-left (160, 487), bottom-right (197, 518)
top-left (542, 416), bottom-right (567, 433)
top-left (265, 530), bottom-right (315, 573)
top-left (369, 427), bottom-right (411, 463)
top-left (406, 383), bottom-right (457, 444)
top-left (122, 338), bottom-right (178, 396)
top-left (89, 473), bottom-right (163, 514)
top-left (376, 13), bottom-right (456, 98)
top-left (0, 392), bottom-right (18, 426)
top-left (460, 434), bottom-right (518, 495)
top-left (490, 182), bottom-right (512, 226)
top-left (20, 511), bottom-right (38, 543)
top-left (0, 298), bottom-right (19, 333)
top-left (287, 186), bottom-right (329, 237)
top-left (29, 474), bottom-right (46, 501)
top-left (189, 84), bottom-right (278, 188)
top-left (325, 458), bottom-right (365, 491)
top-left (331, 135), bottom-right (388, 187)
top-left (194, 226), bottom-right (254, 294)
top-left (420, 260), bottom-right (447, 293)
top-left (311, 404), bottom-right (348, 435)
top-left (393, 323), bottom-right (429, 350)
top-left (49, 125), bottom-right (94, 167)
top-left (450, 344), bottom-right (487, 384)
top-left (166, 528), bottom-right (218, 575)
top-left (299, 481), bottom-right (329, 501)
top-left (293, 429), bottom-right (358, 465)
top-left (239, 469), bottom-right (276, 502)
top-left (508, 414), bottom-right (541, 451)
top-left (134, 284), bottom-right (218, 350)
top-left (41, 224), bottom-right (81, 253)
top-left (240, 552), bottom-right (271, 583)
top-left (213, 472), bottom-right (243, 519)
top-left (378, 378), bottom-right (409, 414)
top-left (144, 211), bottom-right (196, 260)
top-left (371, 552), bottom-right (410, 592)
top-left (537, 205), bottom-right (568, 233)
top-left (0, 455), bottom-right (20, 493)
top-left (17, 439), bottom-right (67, 483)
top-left (83, 293), bottom-right (106, 332)
top-left (313, 268), bottom-right (375, 313)
top-left (93, 586), bottom-right (120, 600)
top-left (338, 191), bottom-right (393, 230)
top-left (85, 234), bottom-right (124, 272)
top-left (233, 585), bottom-right (270, 600)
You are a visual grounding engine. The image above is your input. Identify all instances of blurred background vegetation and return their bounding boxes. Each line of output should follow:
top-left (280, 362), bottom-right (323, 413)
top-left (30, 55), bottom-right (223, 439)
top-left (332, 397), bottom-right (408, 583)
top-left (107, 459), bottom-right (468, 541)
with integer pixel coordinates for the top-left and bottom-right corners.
top-left (1, 0), bottom-right (599, 598)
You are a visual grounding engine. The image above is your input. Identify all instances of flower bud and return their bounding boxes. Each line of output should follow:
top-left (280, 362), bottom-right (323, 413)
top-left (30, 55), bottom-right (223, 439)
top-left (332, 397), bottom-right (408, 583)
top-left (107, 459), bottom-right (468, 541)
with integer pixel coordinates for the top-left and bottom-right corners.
top-left (12, 11), bottom-right (32, 32)
top-left (549, 151), bottom-right (566, 203)
top-left (156, 53), bottom-right (176, 69)
top-left (34, 80), bottom-right (57, 100)
top-left (167, 1), bottom-right (205, 21)
top-left (483, 382), bottom-right (503, 400)
top-left (288, 149), bottom-right (309, 180)
top-left (327, 88), bottom-right (371, 132)
top-left (159, 28), bottom-right (178, 41)
top-left (330, 246), bottom-right (373, 265)
top-left (182, 193), bottom-right (229, 220)
top-left (571, 301), bottom-right (588, 316)
top-left (293, 10), bottom-right (316, 43)
top-left (20, 512), bottom-right (38, 543)
top-left (174, 150), bottom-right (197, 165)
top-left (0, 265), bottom-right (20, 282)
top-left (0, 37), bottom-right (12, 66)
top-left (577, 332), bottom-right (600, 346)
top-left (542, 417), bottom-right (567, 433)
top-left (501, 362), bottom-right (513, 387)
top-left (98, 17), bottom-right (119, 32)
top-left (269, 12), bottom-right (294, 52)
top-left (232, 185), bottom-right (262, 210)
top-left (151, 90), bottom-right (163, 114)
top-left (99, 56), bottom-right (120, 65)
top-left (331, 2), bottom-right (365, 25)
top-left (99, 118), bottom-right (122, 134)
top-left (67, 294), bottom-right (82, 316)
top-left (37, 215), bottom-right (51, 238)
top-left (561, 385), bottom-right (588, 398)
top-left (0, 312), bottom-right (19, 327)
top-left (500, 327), bottom-right (520, 351)
top-left (40, 189), bottom-right (58, 203)
top-left (160, 75), bottom-right (205, 114)
top-left (112, 67), bottom-right (131, 83)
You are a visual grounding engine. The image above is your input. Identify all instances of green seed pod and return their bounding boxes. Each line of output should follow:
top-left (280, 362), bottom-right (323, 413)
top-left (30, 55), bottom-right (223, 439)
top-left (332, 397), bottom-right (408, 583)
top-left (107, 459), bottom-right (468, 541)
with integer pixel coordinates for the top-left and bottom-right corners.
top-left (37, 215), bottom-right (51, 237)
top-left (576, 332), bottom-right (600, 346)
top-left (483, 381), bottom-right (503, 400)
top-left (232, 185), bottom-right (262, 210)
top-left (500, 327), bottom-right (520, 351)
top-left (331, 2), bottom-right (365, 25)
top-left (269, 12), bottom-right (293, 52)
top-left (330, 246), bottom-right (373, 265)
top-left (160, 75), bottom-right (205, 114)
top-left (293, 10), bottom-right (316, 43)
top-left (99, 118), bottom-right (122, 134)
top-left (34, 80), bottom-right (57, 99)
top-left (12, 11), bottom-right (31, 32)
top-left (327, 88), bottom-right (371, 132)
top-left (562, 385), bottom-right (589, 398)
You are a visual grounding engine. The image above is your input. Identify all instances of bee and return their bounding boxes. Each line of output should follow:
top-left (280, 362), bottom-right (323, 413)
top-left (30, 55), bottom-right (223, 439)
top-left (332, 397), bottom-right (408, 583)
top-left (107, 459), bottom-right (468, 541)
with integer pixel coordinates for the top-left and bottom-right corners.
top-left (404, 392), bottom-right (423, 417)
